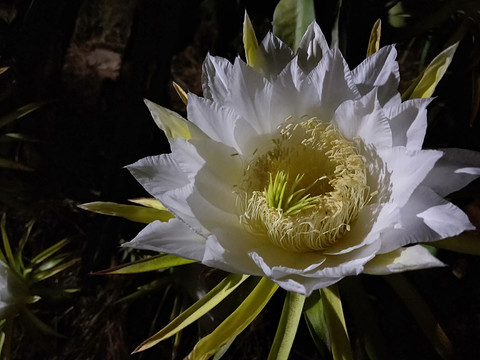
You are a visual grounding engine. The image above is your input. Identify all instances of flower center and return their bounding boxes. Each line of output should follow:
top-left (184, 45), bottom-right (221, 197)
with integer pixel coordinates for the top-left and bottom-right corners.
top-left (237, 117), bottom-right (371, 253)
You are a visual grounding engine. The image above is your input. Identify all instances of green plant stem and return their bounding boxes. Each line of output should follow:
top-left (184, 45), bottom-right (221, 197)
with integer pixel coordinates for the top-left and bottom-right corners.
top-left (268, 291), bottom-right (306, 360)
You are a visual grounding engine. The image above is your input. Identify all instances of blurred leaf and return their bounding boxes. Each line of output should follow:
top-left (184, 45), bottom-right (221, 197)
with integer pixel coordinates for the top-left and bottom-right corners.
top-left (340, 277), bottom-right (386, 360)
top-left (268, 292), bottom-right (305, 360)
top-left (430, 232), bottom-right (480, 255)
top-left (0, 215), bottom-right (10, 265)
top-left (33, 258), bottom-right (79, 281)
top-left (0, 101), bottom-right (48, 129)
top-left (15, 220), bottom-right (35, 274)
top-left (36, 254), bottom-right (70, 272)
top-left (0, 67), bottom-right (8, 76)
top-left (303, 290), bottom-right (330, 357)
top-left (128, 198), bottom-right (167, 210)
top-left (116, 279), bottom-right (172, 304)
top-left (367, 19), bottom-right (382, 57)
top-left (134, 273), bottom-right (250, 352)
top-left (1, 214), bottom-right (17, 271)
top-left (273, 0), bottom-right (315, 51)
top-left (172, 82), bottom-right (188, 105)
top-left (20, 308), bottom-right (66, 338)
top-left (320, 284), bottom-right (353, 360)
top-left (402, 43), bottom-right (458, 100)
top-left (94, 254), bottom-right (196, 275)
top-left (79, 201), bottom-right (174, 223)
top-left (31, 238), bottom-right (69, 265)
top-left (187, 277), bottom-right (278, 360)
top-left (1, 133), bottom-right (39, 142)
top-left (385, 274), bottom-right (454, 360)
top-left (243, 12), bottom-right (266, 71)
top-left (0, 158), bottom-right (33, 171)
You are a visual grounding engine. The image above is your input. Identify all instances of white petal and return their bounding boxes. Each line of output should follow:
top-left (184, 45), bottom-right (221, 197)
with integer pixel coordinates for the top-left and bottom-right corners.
top-left (309, 47), bottom-right (361, 119)
top-left (201, 54), bottom-right (232, 103)
top-left (423, 148), bottom-right (480, 196)
top-left (379, 185), bottom-right (474, 253)
top-left (187, 94), bottom-right (257, 153)
top-left (127, 153), bottom-right (208, 236)
top-left (333, 89), bottom-right (392, 149)
top-left (378, 147), bottom-right (443, 208)
top-left (364, 245), bottom-right (444, 275)
top-left (127, 154), bottom-right (189, 194)
top-left (272, 275), bottom-right (340, 296)
top-left (352, 45), bottom-right (400, 106)
top-left (224, 58), bottom-right (274, 134)
top-left (123, 219), bottom-right (206, 261)
top-left (385, 97), bottom-right (432, 149)
top-left (324, 202), bottom-right (398, 255)
top-left (297, 21), bottom-right (330, 72)
top-left (260, 32), bottom-right (294, 78)
top-left (269, 58), bottom-right (320, 123)
top-left (202, 230), bottom-right (264, 276)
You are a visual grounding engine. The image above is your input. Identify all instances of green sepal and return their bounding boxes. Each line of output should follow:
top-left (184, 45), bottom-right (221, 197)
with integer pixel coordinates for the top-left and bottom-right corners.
top-left (79, 201), bottom-right (174, 223)
top-left (243, 12), bottom-right (267, 72)
top-left (367, 19), bottom-right (382, 57)
top-left (429, 232), bottom-right (480, 256)
top-left (94, 254), bottom-right (196, 275)
top-left (144, 99), bottom-right (192, 139)
top-left (273, 0), bottom-right (315, 51)
top-left (20, 308), bottom-right (66, 338)
top-left (187, 277), bottom-right (278, 360)
top-left (320, 284), bottom-right (353, 360)
top-left (303, 290), bottom-right (331, 357)
top-left (268, 291), bottom-right (305, 360)
top-left (134, 273), bottom-right (250, 353)
top-left (402, 43), bottom-right (458, 100)
top-left (384, 274), bottom-right (454, 360)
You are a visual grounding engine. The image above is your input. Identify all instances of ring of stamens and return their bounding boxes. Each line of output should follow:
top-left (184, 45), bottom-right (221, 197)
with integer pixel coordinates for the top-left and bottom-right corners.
top-left (237, 117), bottom-right (370, 253)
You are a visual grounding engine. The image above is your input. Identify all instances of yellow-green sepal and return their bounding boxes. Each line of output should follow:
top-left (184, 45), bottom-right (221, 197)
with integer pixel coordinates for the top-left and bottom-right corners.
top-left (320, 285), bottom-right (353, 360)
top-left (187, 277), bottom-right (278, 360)
top-left (367, 19), bottom-right (382, 57)
top-left (243, 12), bottom-right (267, 72)
top-left (268, 291), bottom-right (306, 360)
top-left (144, 99), bottom-right (192, 139)
top-left (79, 201), bottom-right (174, 224)
top-left (94, 254), bottom-right (196, 275)
top-left (134, 273), bottom-right (249, 352)
top-left (273, 0), bottom-right (315, 51)
top-left (402, 43), bottom-right (458, 100)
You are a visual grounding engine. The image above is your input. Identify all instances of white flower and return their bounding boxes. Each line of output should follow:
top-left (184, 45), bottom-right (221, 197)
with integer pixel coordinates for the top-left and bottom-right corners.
top-left (125, 21), bottom-right (480, 296)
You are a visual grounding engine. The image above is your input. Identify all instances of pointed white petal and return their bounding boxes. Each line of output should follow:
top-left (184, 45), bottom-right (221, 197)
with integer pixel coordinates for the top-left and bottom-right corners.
top-left (224, 58), bottom-right (274, 134)
top-left (124, 219), bottom-right (206, 261)
top-left (385, 97), bottom-right (432, 149)
top-left (309, 47), bottom-right (361, 119)
top-left (201, 54), bottom-right (232, 103)
top-left (352, 45), bottom-right (400, 106)
top-left (378, 147), bottom-right (443, 208)
top-left (187, 94), bottom-right (256, 153)
top-left (364, 245), bottom-right (444, 275)
top-left (333, 89), bottom-right (392, 149)
top-left (379, 185), bottom-right (474, 253)
top-left (423, 148), bottom-right (480, 196)
top-left (297, 21), bottom-right (330, 72)
top-left (260, 32), bottom-right (294, 78)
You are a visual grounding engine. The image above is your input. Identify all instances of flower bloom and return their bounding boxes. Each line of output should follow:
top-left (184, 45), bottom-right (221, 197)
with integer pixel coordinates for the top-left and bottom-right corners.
top-left (125, 21), bottom-right (480, 295)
